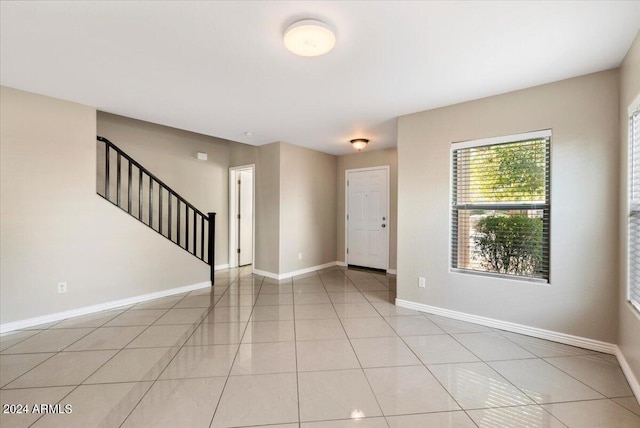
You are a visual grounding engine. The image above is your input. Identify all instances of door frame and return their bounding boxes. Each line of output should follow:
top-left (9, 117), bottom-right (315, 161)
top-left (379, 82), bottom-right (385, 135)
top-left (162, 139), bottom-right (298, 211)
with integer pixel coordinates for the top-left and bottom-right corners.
top-left (345, 165), bottom-right (390, 271)
top-left (228, 164), bottom-right (255, 269)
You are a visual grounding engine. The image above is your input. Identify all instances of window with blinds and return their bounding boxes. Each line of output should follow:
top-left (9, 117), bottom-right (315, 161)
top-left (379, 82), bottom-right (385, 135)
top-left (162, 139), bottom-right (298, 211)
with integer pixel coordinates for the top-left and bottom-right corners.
top-left (629, 106), bottom-right (640, 312)
top-left (451, 130), bottom-right (551, 282)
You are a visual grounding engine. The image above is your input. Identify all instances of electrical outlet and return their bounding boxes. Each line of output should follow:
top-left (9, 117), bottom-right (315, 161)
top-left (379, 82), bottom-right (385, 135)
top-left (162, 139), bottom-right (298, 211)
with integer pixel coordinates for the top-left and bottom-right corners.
top-left (298, 252), bottom-right (303, 260)
top-left (418, 277), bottom-right (426, 288)
top-left (57, 282), bottom-right (67, 293)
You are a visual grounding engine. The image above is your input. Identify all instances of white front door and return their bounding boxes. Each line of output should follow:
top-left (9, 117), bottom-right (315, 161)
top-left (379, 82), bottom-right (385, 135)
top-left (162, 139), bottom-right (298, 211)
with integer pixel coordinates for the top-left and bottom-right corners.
top-left (347, 168), bottom-right (389, 270)
top-left (238, 169), bottom-right (253, 266)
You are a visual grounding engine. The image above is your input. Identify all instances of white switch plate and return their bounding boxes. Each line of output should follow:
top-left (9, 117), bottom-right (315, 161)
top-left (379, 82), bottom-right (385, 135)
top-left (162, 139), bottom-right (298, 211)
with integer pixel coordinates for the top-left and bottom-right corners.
top-left (418, 277), bottom-right (426, 288)
top-left (58, 282), bottom-right (67, 293)
top-left (298, 253), bottom-right (303, 260)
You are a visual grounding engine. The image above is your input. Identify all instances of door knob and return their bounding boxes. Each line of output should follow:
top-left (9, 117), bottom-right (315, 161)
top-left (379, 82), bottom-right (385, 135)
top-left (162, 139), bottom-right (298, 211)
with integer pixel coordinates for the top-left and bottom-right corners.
top-left (381, 224), bottom-right (386, 228)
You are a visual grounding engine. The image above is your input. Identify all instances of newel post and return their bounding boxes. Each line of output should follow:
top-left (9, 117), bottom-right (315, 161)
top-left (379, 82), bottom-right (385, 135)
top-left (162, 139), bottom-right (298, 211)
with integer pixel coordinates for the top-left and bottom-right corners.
top-left (208, 212), bottom-right (216, 286)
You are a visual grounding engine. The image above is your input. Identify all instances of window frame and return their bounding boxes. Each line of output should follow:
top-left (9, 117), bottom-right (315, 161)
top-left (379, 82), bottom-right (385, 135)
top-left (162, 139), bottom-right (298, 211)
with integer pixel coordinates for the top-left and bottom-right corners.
top-left (449, 129), bottom-right (552, 284)
top-left (628, 96), bottom-right (640, 313)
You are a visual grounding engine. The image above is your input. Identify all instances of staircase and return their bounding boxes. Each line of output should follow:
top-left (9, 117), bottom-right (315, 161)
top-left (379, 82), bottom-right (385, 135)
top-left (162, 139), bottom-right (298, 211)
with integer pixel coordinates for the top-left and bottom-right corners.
top-left (96, 136), bottom-right (216, 284)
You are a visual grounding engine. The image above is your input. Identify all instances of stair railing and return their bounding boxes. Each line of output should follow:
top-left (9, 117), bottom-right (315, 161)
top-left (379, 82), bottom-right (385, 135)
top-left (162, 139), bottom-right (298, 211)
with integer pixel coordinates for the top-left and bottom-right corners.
top-left (96, 136), bottom-right (216, 284)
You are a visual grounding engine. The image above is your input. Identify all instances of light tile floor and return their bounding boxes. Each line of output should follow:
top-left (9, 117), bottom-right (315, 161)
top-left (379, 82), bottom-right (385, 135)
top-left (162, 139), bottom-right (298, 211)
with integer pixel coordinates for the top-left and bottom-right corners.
top-left (1, 266), bottom-right (639, 427)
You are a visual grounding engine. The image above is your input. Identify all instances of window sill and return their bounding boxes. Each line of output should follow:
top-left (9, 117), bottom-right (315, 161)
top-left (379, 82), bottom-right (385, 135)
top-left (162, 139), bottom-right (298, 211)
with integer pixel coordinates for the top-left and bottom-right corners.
top-left (450, 268), bottom-right (550, 285)
top-left (626, 301), bottom-right (640, 322)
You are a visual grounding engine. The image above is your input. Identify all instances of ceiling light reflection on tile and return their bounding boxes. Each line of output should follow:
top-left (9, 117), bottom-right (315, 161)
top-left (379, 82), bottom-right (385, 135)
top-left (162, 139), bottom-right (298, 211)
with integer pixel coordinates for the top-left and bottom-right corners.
top-left (351, 409), bottom-right (365, 419)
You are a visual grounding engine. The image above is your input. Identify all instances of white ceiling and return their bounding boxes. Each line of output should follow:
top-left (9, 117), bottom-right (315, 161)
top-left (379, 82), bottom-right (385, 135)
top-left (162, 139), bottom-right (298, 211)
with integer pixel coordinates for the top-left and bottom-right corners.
top-left (2, 1), bottom-right (639, 155)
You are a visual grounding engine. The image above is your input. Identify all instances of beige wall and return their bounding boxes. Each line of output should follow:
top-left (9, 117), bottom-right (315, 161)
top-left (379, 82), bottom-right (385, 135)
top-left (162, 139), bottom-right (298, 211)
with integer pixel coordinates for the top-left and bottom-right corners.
top-left (280, 142), bottom-right (337, 273)
top-left (95, 115), bottom-right (341, 277)
top-left (254, 142), bottom-right (281, 273)
top-left (397, 70), bottom-right (620, 343)
top-left (0, 87), bottom-right (209, 324)
top-left (97, 112), bottom-right (233, 267)
top-left (337, 148), bottom-right (398, 270)
top-left (619, 31), bottom-right (640, 386)
top-left (230, 141), bottom-right (258, 168)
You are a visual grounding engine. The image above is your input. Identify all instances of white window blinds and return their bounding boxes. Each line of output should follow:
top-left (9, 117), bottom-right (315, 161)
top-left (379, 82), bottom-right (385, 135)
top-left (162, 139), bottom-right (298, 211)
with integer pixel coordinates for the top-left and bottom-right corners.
top-left (629, 107), bottom-right (640, 312)
top-left (451, 131), bottom-right (551, 282)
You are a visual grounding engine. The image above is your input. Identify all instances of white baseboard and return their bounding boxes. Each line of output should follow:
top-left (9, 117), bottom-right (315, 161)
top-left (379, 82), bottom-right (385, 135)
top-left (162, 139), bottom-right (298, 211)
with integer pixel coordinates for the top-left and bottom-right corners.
top-left (395, 298), bottom-right (618, 355)
top-left (251, 269), bottom-right (279, 280)
top-left (253, 261), bottom-right (342, 280)
top-left (336, 261), bottom-right (347, 267)
top-left (0, 281), bottom-right (211, 335)
top-left (615, 346), bottom-right (640, 401)
top-left (214, 264), bottom-right (230, 271)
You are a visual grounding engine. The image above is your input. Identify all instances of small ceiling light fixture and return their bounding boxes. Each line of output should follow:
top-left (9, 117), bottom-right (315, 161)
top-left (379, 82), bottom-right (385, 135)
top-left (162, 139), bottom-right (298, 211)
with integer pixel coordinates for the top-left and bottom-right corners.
top-left (350, 138), bottom-right (369, 151)
top-left (284, 19), bottom-right (336, 56)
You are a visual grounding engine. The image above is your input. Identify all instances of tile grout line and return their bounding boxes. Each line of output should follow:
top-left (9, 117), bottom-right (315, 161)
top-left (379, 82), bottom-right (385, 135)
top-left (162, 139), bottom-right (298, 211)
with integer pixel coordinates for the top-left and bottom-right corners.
top-left (374, 296), bottom-right (597, 425)
top-left (446, 330), bottom-right (537, 392)
top-left (372, 300), bottom-right (477, 426)
top-left (120, 289), bottom-right (225, 425)
top-left (318, 269), bottom-right (388, 425)
top-left (51, 292), bottom-right (199, 426)
top-left (539, 353), bottom-right (637, 398)
top-left (492, 328), bottom-right (601, 356)
top-left (291, 272), bottom-right (311, 427)
top-left (2, 309), bottom-right (129, 393)
top-left (207, 269), bottom-right (265, 428)
top-left (1, 304), bottom-right (183, 394)
top-left (471, 329), bottom-right (623, 405)
top-left (6, 267), bottom-right (634, 427)
top-left (391, 307), bottom-right (566, 426)
top-left (22, 301), bottom-right (177, 427)
top-left (116, 270), bottom-right (242, 428)
top-left (538, 356), bottom-right (629, 399)
top-left (422, 314), bottom-right (566, 426)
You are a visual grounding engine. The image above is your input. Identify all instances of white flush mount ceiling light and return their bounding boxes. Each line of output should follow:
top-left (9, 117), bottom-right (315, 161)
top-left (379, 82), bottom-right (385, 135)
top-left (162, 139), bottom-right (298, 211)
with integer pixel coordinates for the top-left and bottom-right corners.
top-left (284, 19), bottom-right (336, 56)
top-left (350, 138), bottom-right (369, 151)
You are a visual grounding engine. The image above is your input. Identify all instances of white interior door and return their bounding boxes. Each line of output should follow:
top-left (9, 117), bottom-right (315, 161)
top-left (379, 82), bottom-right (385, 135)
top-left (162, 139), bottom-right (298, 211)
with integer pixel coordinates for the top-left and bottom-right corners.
top-left (229, 165), bottom-right (254, 268)
top-left (238, 169), bottom-right (253, 266)
top-left (347, 168), bottom-right (389, 270)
